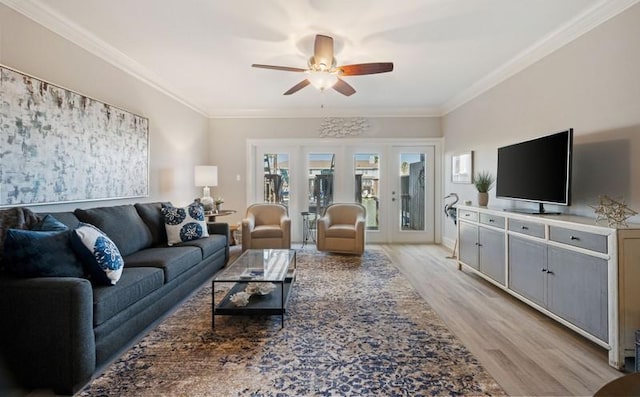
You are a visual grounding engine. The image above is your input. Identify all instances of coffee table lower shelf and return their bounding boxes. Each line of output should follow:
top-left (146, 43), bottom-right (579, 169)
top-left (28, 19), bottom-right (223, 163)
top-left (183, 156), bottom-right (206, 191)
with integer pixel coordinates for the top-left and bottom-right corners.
top-left (212, 280), bottom-right (293, 328)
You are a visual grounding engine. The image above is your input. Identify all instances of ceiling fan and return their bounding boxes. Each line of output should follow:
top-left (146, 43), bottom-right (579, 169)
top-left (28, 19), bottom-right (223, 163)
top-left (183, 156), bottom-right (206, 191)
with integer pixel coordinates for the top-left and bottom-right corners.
top-left (252, 34), bottom-right (393, 96)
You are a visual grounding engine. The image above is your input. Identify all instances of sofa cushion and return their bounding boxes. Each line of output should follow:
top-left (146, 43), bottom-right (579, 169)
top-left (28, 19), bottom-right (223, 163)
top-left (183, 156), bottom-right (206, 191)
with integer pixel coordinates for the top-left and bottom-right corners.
top-left (71, 223), bottom-right (124, 286)
top-left (124, 246), bottom-right (202, 283)
top-left (177, 234), bottom-right (227, 259)
top-left (38, 212), bottom-right (80, 230)
top-left (161, 203), bottom-right (209, 246)
top-left (74, 205), bottom-right (152, 256)
top-left (3, 228), bottom-right (84, 278)
top-left (252, 225), bottom-right (284, 239)
top-left (92, 266), bottom-right (164, 327)
top-left (324, 224), bottom-right (357, 239)
top-left (134, 202), bottom-right (171, 246)
top-left (31, 214), bottom-right (68, 231)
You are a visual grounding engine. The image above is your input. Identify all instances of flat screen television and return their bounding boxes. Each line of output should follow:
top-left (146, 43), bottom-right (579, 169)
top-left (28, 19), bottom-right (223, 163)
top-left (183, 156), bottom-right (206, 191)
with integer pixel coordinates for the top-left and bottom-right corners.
top-left (496, 129), bottom-right (573, 214)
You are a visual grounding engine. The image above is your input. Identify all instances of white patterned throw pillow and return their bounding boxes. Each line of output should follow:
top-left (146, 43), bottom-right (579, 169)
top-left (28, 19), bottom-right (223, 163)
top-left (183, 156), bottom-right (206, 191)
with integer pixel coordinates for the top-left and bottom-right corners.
top-left (161, 203), bottom-right (209, 246)
top-left (71, 223), bottom-right (124, 285)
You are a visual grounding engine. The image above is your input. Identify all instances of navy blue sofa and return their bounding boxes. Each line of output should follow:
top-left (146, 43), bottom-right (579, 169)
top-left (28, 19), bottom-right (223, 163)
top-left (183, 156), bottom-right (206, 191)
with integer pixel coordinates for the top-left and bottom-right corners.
top-left (0, 202), bottom-right (229, 394)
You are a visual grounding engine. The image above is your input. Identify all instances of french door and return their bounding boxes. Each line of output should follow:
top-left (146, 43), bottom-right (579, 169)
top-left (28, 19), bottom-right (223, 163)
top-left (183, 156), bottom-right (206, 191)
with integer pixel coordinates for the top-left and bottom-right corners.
top-left (248, 139), bottom-right (440, 244)
top-left (388, 146), bottom-right (435, 243)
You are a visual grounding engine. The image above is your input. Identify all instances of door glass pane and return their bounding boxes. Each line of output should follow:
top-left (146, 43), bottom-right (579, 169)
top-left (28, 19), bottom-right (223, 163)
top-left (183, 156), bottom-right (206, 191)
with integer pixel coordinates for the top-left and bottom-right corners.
top-left (400, 153), bottom-right (425, 231)
top-left (263, 153), bottom-right (289, 208)
top-left (308, 153), bottom-right (334, 216)
top-left (354, 153), bottom-right (379, 231)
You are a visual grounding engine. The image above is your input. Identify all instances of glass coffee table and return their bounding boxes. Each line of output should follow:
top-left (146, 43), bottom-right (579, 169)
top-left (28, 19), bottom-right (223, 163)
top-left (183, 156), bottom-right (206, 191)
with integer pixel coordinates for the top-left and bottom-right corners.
top-left (212, 249), bottom-right (296, 328)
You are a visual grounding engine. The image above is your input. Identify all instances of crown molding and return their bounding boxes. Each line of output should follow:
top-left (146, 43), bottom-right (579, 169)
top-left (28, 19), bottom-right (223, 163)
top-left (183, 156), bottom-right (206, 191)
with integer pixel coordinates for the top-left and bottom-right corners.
top-left (207, 106), bottom-right (443, 119)
top-left (4, 0), bottom-right (637, 120)
top-left (441, 0), bottom-right (640, 115)
top-left (0, 0), bottom-right (209, 117)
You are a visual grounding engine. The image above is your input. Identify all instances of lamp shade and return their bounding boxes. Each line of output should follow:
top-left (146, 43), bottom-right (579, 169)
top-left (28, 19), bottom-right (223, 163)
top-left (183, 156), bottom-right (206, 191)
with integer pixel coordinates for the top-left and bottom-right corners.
top-left (194, 165), bottom-right (218, 187)
top-left (307, 70), bottom-right (338, 91)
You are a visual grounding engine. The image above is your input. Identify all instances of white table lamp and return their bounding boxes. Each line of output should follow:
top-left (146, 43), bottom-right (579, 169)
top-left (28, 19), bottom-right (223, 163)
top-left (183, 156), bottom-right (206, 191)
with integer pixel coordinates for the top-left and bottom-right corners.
top-left (195, 165), bottom-right (218, 210)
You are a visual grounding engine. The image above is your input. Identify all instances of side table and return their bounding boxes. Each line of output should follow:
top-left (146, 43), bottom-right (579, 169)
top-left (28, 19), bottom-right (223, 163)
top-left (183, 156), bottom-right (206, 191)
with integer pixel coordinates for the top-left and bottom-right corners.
top-left (301, 211), bottom-right (316, 247)
top-left (205, 209), bottom-right (236, 222)
top-left (205, 210), bottom-right (238, 245)
top-left (229, 224), bottom-right (240, 246)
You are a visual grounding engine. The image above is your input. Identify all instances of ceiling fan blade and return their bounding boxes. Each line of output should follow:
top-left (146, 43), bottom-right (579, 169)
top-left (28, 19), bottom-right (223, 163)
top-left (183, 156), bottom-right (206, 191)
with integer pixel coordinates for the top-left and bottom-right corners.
top-left (338, 62), bottom-right (394, 76)
top-left (313, 34), bottom-right (334, 69)
top-left (283, 79), bottom-right (310, 95)
top-left (332, 78), bottom-right (356, 96)
top-left (252, 64), bottom-right (307, 72)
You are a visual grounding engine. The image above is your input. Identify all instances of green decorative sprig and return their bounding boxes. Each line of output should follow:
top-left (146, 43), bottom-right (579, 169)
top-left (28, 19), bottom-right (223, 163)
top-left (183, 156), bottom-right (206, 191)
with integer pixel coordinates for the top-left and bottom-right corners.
top-left (474, 171), bottom-right (495, 193)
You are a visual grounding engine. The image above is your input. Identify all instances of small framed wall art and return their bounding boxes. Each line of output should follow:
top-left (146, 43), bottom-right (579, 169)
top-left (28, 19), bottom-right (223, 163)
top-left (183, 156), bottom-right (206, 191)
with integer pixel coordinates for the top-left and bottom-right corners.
top-left (451, 151), bottom-right (473, 184)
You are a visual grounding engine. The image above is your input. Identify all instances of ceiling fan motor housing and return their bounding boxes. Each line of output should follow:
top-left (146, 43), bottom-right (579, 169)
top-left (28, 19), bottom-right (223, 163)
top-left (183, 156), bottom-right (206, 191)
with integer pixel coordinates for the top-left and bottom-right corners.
top-left (308, 56), bottom-right (337, 72)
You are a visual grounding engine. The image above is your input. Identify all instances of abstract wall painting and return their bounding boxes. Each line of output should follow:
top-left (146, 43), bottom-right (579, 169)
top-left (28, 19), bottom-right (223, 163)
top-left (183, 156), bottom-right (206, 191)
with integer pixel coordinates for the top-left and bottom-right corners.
top-left (0, 65), bottom-right (149, 207)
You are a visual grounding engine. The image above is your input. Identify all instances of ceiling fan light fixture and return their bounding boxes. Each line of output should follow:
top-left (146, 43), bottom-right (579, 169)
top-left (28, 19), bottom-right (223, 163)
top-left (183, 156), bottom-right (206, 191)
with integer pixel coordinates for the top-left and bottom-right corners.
top-left (252, 34), bottom-right (393, 96)
top-left (306, 70), bottom-right (338, 91)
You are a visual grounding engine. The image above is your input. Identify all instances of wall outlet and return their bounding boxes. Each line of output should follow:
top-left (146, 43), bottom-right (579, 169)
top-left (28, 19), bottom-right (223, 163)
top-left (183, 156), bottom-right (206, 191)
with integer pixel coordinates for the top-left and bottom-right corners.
top-left (236, 174), bottom-right (241, 181)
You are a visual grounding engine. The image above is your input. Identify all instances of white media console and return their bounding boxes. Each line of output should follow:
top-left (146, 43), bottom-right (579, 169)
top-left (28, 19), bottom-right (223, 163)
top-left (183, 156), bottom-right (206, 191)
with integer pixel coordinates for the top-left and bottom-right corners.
top-left (456, 204), bottom-right (640, 369)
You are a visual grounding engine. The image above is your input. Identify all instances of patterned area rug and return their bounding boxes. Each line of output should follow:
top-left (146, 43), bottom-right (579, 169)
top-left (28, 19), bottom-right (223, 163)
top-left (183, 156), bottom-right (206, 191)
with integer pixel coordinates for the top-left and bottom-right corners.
top-left (80, 248), bottom-right (505, 396)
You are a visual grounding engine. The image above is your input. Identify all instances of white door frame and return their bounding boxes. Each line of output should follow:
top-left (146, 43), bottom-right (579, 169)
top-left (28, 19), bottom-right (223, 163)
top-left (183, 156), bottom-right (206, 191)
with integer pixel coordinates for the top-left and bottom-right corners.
top-left (387, 145), bottom-right (436, 243)
top-left (247, 138), bottom-right (443, 244)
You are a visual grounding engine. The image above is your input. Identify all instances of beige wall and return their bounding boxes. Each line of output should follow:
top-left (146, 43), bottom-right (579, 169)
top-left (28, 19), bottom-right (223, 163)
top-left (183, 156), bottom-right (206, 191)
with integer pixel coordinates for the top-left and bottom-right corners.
top-left (441, 3), bottom-right (640, 244)
top-left (0, 5), bottom-right (210, 212)
top-left (209, 117), bottom-right (441, 224)
top-left (5, 1), bottom-right (637, 244)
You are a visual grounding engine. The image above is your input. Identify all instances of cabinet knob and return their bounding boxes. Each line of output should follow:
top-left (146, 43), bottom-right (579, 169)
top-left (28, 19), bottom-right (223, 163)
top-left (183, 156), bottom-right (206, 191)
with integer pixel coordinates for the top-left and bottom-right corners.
top-left (546, 270), bottom-right (554, 275)
top-left (521, 226), bottom-right (529, 230)
top-left (489, 219), bottom-right (495, 222)
top-left (541, 268), bottom-right (547, 272)
top-left (570, 236), bottom-right (580, 241)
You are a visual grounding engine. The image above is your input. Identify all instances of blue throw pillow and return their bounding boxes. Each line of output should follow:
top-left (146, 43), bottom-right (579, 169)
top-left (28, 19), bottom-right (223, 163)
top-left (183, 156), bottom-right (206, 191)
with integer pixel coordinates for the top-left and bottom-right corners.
top-left (161, 203), bottom-right (209, 246)
top-left (71, 223), bottom-right (124, 286)
top-left (31, 214), bottom-right (69, 231)
top-left (2, 227), bottom-right (85, 278)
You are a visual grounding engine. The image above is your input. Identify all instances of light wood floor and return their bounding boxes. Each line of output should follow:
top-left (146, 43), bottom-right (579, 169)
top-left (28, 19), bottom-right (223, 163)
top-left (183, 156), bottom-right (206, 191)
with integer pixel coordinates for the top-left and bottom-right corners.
top-left (233, 243), bottom-right (625, 395)
top-left (377, 243), bottom-right (624, 397)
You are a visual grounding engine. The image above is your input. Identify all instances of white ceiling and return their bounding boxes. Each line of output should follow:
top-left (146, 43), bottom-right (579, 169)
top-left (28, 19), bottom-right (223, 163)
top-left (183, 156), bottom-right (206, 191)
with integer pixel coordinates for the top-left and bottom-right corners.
top-left (3, 0), bottom-right (638, 118)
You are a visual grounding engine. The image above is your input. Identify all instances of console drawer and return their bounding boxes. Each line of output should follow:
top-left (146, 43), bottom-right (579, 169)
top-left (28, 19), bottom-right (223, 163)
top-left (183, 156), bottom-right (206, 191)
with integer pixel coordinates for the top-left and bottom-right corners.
top-left (509, 219), bottom-right (545, 238)
top-left (549, 226), bottom-right (607, 253)
top-left (479, 213), bottom-right (505, 229)
top-left (459, 210), bottom-right (478, 222)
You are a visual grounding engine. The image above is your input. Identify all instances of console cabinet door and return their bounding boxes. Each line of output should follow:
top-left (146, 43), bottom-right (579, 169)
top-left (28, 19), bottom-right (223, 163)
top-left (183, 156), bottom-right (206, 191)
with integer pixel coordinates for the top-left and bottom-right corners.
top-left (479, 227), bottom-right (505, 284)
top-left (509, 236), bottom-right (546, 307)
top-left (547, 246), bottom-right (609, 341)
top-left (459, 222), bottom-right (479, 270)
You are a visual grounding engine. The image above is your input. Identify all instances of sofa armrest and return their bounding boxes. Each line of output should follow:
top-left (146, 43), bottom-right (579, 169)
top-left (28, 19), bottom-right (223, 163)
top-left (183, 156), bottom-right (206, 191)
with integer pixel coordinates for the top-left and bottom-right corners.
top-left (207, 221), bottom-right (229, 237)
top-left (355, 214), bottom-right (366, 228)
top-left (0, 276), bottom-right (95, 394)
top-left (207, 222), bottom-right (230, 263)
top-left (241, 214), bottom-right (255, 249)
top-left (355, 216), bottom-right (366, 254)
top-left (280, 216), bottom-right (291, 248)
top-left (316, 216), bottom-right (329, 251)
